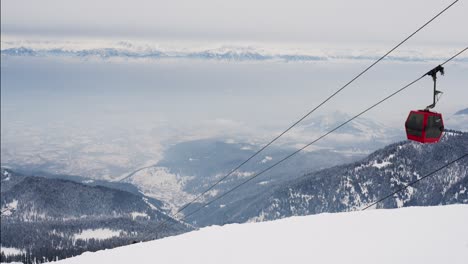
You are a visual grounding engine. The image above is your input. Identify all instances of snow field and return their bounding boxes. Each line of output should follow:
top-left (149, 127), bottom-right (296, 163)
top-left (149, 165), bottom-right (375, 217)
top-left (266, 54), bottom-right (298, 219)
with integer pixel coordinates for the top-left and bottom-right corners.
top-left (57, 205), bottom-right (468, 264)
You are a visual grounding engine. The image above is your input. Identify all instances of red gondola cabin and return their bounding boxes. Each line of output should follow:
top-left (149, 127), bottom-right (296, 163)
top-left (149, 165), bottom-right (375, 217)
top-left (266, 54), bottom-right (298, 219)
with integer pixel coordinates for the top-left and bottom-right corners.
top-left (405, 110), bottom-right (444, 143)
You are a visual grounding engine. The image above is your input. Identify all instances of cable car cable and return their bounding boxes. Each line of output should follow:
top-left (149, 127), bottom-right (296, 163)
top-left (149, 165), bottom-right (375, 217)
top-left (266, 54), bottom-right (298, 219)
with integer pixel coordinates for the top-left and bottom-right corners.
top-left (168, 0), bottom-right (460, 219)
top-left (177, 46), bottom-right (468, 225)
top-left (144, 46), bottom-right (467, 241)
top-left (361, 153), bottom-right (468, 211)
top-left (150, 46), bottom-right (468, 237)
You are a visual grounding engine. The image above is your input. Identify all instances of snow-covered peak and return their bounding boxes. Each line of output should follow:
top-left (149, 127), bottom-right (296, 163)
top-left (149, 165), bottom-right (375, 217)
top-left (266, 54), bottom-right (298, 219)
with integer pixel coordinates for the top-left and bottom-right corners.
top-left (454, 108), bottom-right (468, 116)
top-left (2, 39), bottom-right (467, 63)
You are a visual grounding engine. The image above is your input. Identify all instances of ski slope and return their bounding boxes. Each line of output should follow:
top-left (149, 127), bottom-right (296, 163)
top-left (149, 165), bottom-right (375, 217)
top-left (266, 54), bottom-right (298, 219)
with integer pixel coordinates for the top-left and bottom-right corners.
top-left (57, 205), bottom-right (468, 264)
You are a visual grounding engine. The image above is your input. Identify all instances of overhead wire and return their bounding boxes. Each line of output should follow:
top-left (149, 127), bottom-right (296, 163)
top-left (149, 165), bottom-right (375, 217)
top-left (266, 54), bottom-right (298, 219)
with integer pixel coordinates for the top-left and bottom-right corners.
top-left (361, 153), bottom-right (468, 211)
top-left (150, 46), bottom-right (467, 238)
top-left (177, 47), bottom-right (468, 222)
top-left (164, 0), bottom-right (460, 220)
top-left (138, 0), bottom-right (463, 239)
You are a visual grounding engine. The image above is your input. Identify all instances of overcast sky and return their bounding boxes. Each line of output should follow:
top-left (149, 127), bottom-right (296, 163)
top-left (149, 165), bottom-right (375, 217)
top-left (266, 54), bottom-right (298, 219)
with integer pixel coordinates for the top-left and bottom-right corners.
top-left (2, 0), bottom-right (467, 45)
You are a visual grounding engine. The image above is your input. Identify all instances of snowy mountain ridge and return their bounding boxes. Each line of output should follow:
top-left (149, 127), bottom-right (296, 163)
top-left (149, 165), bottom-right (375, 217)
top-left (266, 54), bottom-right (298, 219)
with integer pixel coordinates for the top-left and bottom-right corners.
top-left (0, 168), bottom-right (191, 262)
top-left (253, 132), bottom-right (467, 220)
top-left (454, 108), bottom-right (468, 115)
top-left (3, 39), bottom-right (467, 63)
top-left (192, 131), bottom-right (467, 225)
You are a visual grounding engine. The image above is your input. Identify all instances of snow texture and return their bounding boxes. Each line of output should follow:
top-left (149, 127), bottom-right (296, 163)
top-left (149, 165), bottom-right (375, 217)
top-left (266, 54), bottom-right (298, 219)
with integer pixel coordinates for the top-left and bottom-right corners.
top-left (57, 205), bottom-right (468, 264)
top-left (73, 229), bottom-right (122, 241)
top-left (0, 247), bottom-right (24, 256)
top-left (260, 156), bottom-right (273, 163)
top-left (1, 199), bottom-right (18, 216)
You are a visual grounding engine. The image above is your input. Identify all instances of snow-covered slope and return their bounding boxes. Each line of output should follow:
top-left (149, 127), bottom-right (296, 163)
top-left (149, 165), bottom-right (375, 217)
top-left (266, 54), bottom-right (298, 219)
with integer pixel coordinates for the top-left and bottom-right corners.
top-left (57, 205), bottom-right (468, 264)
top-left (232, 131), bottom-right (468, 223)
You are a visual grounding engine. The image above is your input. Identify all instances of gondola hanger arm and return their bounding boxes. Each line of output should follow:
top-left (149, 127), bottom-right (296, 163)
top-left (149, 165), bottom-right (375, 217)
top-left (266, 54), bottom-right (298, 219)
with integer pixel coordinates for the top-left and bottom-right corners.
top-left (425, 65), bottom-right (444, 110)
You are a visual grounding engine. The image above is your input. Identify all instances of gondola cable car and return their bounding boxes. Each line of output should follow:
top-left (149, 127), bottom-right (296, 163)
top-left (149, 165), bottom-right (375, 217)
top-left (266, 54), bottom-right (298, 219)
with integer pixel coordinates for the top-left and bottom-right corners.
top-left (405, 65), bottom-right (445, 143)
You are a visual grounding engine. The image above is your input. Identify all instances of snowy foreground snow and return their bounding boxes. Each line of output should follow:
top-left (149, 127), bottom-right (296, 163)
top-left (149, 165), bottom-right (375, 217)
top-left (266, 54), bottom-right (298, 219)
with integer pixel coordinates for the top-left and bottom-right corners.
top-left (58, 205), bottom-right (468, 264)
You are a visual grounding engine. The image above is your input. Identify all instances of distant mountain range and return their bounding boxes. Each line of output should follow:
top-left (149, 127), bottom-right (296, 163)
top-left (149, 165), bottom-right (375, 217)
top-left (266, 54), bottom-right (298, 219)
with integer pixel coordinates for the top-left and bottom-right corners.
top-left (444, 108), bottom-right (468, 131)
top-left (3, 45), bottom-right (467, 63)
top-left (0, 168), bottom-right (191, 262)
top-left (454, 108), bottom-right (468, 115)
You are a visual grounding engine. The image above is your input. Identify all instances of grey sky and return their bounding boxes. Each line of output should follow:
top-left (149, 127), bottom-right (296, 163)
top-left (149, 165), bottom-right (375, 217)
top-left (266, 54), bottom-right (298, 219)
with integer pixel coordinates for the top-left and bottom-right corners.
top-left (2, 0), bottom-right (467, 45)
